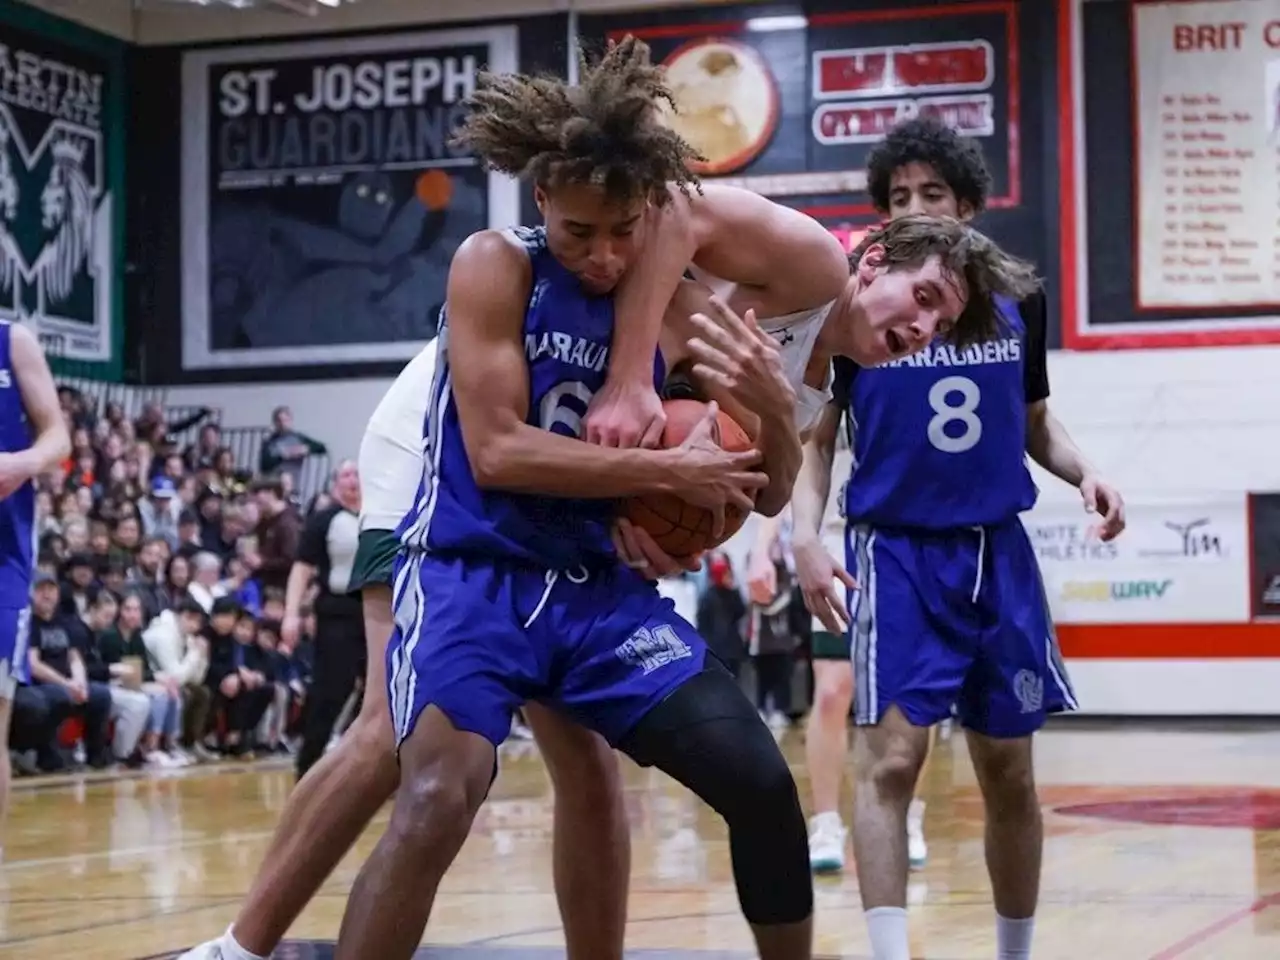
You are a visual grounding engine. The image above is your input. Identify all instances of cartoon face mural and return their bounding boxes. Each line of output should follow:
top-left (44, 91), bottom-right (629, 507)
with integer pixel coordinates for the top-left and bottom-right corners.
top-left (339, 170), bottom-right (394, 240)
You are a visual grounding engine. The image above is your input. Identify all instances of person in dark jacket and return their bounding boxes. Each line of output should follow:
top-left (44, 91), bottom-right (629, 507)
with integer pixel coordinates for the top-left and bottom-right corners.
top-left (81, 587), bottom-right (151, 764)
top-left (204, 597), bottom-right (271, 757)
top-left (696, 552), bottom-right (748, 678)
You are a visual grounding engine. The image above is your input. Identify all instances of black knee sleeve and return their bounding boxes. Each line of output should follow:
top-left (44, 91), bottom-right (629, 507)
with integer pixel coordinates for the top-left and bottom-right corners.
top-left (621, 666), bottom-right (813, 925)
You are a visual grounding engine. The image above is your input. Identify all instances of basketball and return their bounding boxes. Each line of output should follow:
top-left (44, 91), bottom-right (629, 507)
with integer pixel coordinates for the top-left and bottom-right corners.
top-left (622, 399), bottom-right (756, 558)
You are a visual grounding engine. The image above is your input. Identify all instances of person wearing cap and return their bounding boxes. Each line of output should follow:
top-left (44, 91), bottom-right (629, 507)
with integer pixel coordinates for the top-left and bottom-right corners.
top-left (26, 571), bottom-right (113, 768)
top-left (139, 475), bottom-right (183, 550)
top-left (204, 596), bottom-right (272, 758)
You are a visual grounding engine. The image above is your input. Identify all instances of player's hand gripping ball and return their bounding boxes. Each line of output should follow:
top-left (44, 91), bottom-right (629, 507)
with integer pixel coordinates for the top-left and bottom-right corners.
top-left (622, 399), bottom-right (756, 557)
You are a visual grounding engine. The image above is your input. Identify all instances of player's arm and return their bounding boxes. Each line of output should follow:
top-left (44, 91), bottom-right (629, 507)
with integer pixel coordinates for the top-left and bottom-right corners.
top-left (692, 377), bottom-right (799, 518)
top-left (450, 231), bottom-right (762, 506)
top-left (588, 196), bottom-right (696, 447)
top-left (789, 365), bottom-right (857, 632)
top-left (6, 324), bottom-right (71, 488)
top-left (1021, 291), bottom-right (1125, 539)
top-left (688, 186), bottom-right (849, 305)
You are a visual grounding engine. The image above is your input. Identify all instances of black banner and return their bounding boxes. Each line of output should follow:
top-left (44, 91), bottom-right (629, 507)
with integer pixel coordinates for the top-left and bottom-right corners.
top-left (1250, 493), bottom-right (1280, 620)
top-left (591, 1), bottom-right (1019, 251)
top-left (179, 26), bottom-right (520, 371)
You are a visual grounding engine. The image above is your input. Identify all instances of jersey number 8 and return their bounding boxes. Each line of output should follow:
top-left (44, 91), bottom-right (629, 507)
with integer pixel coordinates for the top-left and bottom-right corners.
top-left (927, 375), bottom-right (982, 454)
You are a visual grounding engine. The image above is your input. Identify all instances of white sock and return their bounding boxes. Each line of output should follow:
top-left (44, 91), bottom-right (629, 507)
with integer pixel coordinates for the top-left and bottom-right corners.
top-left (996, 913), bottom-right (1034, 959)
top-left (220, 926), bottom-right (267, 960)
top-left (865, 906), bottom-right (910, 960)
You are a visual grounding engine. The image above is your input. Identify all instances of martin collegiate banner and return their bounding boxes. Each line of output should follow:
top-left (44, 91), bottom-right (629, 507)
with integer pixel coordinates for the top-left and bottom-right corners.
top-left (180, 26), bottom-right (519, 371)
top-left (0, 23), bottom-right (119, 364)
top-left (593, 2), bottom-right (1020, 249)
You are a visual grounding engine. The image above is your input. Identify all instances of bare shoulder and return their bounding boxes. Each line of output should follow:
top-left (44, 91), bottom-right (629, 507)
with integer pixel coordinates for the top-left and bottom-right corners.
top-left (448, 229), bottom-right (533, 298)
top-left (8, 321), bottom-right (41, 359)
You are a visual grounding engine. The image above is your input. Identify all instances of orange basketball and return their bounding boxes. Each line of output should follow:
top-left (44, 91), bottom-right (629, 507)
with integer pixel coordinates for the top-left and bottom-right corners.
top-left (622, 399), bottom-right (756, 559)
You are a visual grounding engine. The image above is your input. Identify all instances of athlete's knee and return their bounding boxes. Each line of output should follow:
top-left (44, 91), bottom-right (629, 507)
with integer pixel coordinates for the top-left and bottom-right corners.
top-left (812, 664), bottom-right (853, 720)
top-left (341, 711), bottom-right (400, 795)
top-left (967, 732), bottom-right (1037, 816)
top-left (856, 707), bottom-right (930, 800)
top-left (388, 707), bottom-right (493, 855)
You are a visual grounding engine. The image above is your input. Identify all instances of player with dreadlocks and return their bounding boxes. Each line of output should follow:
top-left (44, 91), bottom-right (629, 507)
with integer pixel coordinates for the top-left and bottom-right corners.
top-left (176, 37), bottom-right (751, 960)
top-left (331, 36), bottom-right (816, 960)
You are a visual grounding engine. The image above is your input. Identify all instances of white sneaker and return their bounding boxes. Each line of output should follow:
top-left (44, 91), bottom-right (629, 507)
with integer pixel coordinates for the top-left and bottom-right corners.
top-left (173, 938), bottom-right (225, 959)
top-left (907, 799), bottom-right (928, 869)
top-left (807, 811), bottom-right (847, 874)
top-left (145, 750), bottom-right (178, 768)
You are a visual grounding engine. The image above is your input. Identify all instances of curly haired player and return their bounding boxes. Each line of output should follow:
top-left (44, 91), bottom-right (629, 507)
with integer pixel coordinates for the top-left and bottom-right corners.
top-left (332, 37), bottom-right (817, 960)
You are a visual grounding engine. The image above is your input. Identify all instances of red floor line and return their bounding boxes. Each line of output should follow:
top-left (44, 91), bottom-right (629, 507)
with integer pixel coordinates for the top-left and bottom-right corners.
top-left (1147, 892), bottom-right (1280, 960)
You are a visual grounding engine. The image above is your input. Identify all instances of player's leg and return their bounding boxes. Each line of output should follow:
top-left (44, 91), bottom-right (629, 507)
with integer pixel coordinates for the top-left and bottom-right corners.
top-left (906, 724), bottom-right (937, 869)
top-left (805, 627), bottom-right (853, 874)
top-left (957, 521), bottom-right (1079, 960)
top-left (846, 526), bottom-right (971, 960)
top-left (524, 703), bottom-right (629, 960)
top-left (335, 554), bottom-right (532, 960)
top-left (555, 568), bottom-right (813, 958)
top-left (188, 537), bottom-right (402, 960)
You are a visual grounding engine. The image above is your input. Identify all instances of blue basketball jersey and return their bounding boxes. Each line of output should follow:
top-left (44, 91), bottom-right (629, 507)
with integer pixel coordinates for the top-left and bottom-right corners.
top-left (0, 323), bottom-right (33, 606)
top-left (840, 295), bottom-right (1038, 529)
top-left (398, 227), bottom-right (660, 569)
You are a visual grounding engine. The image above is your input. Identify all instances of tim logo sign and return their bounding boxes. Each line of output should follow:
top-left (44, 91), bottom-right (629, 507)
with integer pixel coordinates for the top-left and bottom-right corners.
top-left (0, 37), bottom-right (113, 362)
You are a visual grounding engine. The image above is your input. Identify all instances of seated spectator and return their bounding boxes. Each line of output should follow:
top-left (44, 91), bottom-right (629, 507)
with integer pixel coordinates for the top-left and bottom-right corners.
top-left (79, 587), bottom-right (150, 766)
top-left (127, 536), bottom-right (169, 622)
top-left (101, 592), bottom-right (187, 768)
top-left (139, 475), bottom-right (183, 548)
top-left (224, 555), bottom-right (261, 617)
top-left (174, 509), bottom-right (203, 560)
top-left (255, 618), bottom-right (293, 752)
top-left (143, 598), bottom-right (214, 763)
top-left (161, 554), bottom-right (192, 610)
top-left (205, 597), bottom-right (271, 757)
top-left (184, 422), bottom-right (222, 474)
top-left (188, 551), bottom-right (227, 613)
top-left (27, 571), bottom-right (112, 769)
top-left (262, 587), bottom-right (286, 624)
top-left (58, 553), bottom-right (95, 619)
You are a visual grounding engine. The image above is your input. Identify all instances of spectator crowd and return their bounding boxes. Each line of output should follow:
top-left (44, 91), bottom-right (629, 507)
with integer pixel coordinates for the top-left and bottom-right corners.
top-left (6, 386), bottom-right (345, 777)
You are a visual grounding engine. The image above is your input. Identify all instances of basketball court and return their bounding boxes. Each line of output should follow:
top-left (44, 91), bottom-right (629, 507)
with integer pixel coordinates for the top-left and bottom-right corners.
top-left (2, 721), bottom-right (1278, 960)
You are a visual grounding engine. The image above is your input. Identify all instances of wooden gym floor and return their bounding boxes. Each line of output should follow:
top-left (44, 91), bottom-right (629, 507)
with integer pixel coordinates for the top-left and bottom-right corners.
top-left (2, 721), bottom-right (1280, 960)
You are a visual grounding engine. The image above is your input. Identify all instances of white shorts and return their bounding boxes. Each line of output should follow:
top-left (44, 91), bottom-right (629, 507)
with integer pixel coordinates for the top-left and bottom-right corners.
top-left (359, 344), bottom-right (438, 533)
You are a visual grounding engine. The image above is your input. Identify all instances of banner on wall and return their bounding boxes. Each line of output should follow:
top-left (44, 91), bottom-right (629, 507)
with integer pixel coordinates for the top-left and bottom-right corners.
top-left (0, 26), bottom-right (115, 362)
top-left (1023, 497), bottom-right (1250, 624)
top-left (180, 26), bottom-right (520, 371)
top-left (606, 1), bottom-right (1020, 245)
top-left (1249, 493), bottom-right (1280, 620)
top-left (1132, 0), bottom-right (1280, 315)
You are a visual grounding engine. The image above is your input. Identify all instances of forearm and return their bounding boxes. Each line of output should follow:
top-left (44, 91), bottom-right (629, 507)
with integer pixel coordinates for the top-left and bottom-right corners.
top-left (284, 562), bottom-right (313, 620)
top-left (1026, 405), bottom-right (1095, 488)
top-left (18, 419), bottom-right (70, 479)
top-left (476, 423), bottom-right (682, 499)
top-left (29, 659), bottom-right (67, 686)
top-left (609, 199), bottom-right (696, 382)
top-left (753, 411), bottom-right (803, 517)
top-left (790, 434), bottom-right (835, 544)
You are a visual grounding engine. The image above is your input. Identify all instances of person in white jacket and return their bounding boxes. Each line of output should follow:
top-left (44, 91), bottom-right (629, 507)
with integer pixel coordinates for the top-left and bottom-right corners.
top-left (143, 598), bottom-right (214, 763)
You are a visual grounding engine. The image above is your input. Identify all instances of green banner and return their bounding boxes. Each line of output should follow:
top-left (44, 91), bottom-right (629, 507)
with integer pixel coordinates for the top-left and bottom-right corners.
top-left (0, 1), bottom-right (125, 381)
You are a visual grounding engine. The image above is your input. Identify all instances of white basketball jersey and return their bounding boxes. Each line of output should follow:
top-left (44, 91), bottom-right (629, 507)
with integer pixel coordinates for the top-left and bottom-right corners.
top-left (759, 301), bottom-right (837, 434)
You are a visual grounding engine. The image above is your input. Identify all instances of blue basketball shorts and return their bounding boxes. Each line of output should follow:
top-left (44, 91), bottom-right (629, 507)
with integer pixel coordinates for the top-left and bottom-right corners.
top-left (845, 518), bottom-right (1078, 738)
top-left (386, 551), bottom-right (708, 750)
top-left (0, 605), bottom-right (30, 699)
